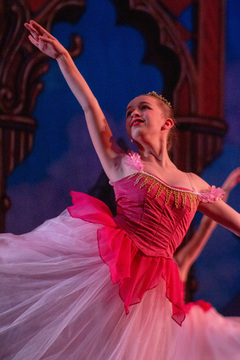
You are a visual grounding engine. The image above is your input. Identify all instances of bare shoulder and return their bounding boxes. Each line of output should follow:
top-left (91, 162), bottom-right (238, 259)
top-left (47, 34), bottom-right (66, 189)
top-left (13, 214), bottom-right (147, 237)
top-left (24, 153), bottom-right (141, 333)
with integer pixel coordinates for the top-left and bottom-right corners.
top-left (188, 172), bottom-right (211, 192)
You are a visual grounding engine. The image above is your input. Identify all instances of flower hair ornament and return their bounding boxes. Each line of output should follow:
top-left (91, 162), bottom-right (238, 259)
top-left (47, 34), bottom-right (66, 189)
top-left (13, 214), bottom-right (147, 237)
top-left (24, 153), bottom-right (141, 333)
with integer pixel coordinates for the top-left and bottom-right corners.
top-left (147, 91), bottom-right (172, 108)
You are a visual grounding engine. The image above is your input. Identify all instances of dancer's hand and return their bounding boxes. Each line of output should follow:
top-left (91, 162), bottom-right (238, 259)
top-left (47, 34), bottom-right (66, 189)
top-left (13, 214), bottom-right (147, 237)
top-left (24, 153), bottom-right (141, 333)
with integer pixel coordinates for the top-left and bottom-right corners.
top-left (24, 20), bottom-right (66, 59)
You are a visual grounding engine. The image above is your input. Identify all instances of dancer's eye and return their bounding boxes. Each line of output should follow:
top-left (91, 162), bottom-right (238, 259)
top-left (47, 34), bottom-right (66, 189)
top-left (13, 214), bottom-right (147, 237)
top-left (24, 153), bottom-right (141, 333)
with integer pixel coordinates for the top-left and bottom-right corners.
top-left (126, 110), bottom-right (132, 118)
top-left (141, 105), bottom-right (151, 110)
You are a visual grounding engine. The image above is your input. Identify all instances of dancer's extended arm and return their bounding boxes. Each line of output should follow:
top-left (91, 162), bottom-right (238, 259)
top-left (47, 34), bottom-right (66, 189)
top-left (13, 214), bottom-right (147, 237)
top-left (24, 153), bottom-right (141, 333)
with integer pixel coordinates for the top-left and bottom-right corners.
top-left (24, 20), bottom-right (124, 181)
top-left (175, 168), bottom-right (240, 281)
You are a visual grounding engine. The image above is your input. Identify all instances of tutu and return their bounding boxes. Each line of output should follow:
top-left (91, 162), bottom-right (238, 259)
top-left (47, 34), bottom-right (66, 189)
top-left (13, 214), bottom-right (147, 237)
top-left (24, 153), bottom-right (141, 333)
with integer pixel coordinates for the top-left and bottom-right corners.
top-left (0, 211), bottom-right (179, 360)
top-left (1, 153), bottom-right (239, 359)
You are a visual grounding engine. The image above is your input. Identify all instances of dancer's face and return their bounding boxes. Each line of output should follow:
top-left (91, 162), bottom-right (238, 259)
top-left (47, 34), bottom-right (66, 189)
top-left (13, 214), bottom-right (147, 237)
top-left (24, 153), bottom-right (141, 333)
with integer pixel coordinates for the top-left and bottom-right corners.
top-left (126, 95), bottom-right (169, 141)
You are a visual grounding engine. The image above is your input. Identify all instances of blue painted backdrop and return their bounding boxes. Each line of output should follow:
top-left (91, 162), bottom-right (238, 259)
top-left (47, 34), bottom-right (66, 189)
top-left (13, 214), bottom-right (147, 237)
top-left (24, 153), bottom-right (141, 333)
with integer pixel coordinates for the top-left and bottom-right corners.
top-left (6, 0), bottom-right (240, 311)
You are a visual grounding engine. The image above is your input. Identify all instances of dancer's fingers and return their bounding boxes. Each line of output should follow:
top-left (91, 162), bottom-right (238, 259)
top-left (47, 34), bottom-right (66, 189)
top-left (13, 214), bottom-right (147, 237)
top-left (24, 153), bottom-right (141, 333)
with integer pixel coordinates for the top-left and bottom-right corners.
top-left (38, 35), bottom-right (55, 43)
top-left (29, 20), bottom-right (53, 39)
top-left (24, 23), bottom-right (40, 41)
top-left (28, 35), bottom-right (40, 48)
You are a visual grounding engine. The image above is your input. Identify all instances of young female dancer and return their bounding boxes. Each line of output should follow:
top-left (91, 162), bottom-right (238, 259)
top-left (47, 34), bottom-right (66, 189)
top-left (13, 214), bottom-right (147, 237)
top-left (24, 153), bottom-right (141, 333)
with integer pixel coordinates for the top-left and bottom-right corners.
top-left (0, 20), bottom-right (240, 359)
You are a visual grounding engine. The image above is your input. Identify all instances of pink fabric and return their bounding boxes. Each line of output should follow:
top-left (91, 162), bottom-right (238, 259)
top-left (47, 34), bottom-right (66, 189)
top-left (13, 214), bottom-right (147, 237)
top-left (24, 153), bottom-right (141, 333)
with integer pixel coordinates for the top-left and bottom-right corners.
top-left (175, 305), bottom-right (240, 360)
top-left (197, 185), bottom-right (225, 202)
top-left (184, 300), bottom-right (212, 313)
top-left (70, 191), bottom-right (116, 227)
top-left (181, 281), bottom-right (212, 313)
top-left (68, 192), bottom-right (186, 325)
top-left (112, 174), bottom-right (197, 258)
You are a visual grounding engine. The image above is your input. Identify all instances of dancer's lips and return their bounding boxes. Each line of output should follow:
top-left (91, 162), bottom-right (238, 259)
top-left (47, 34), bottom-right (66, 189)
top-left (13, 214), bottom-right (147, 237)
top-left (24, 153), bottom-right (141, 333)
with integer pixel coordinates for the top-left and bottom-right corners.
top-left (130, 118), bottom-right (144, 127)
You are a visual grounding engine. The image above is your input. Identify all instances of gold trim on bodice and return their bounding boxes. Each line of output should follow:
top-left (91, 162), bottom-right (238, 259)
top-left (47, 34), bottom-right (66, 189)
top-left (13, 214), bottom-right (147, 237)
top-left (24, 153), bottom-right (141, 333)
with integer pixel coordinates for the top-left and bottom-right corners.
top-left (129, 172), bottom-right (199, 210)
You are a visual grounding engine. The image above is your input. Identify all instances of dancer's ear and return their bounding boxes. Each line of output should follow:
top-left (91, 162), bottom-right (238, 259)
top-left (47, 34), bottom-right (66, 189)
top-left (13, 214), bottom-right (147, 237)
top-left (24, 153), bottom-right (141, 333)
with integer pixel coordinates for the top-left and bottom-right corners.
top-left (162, 118), bottom-right (174, 130)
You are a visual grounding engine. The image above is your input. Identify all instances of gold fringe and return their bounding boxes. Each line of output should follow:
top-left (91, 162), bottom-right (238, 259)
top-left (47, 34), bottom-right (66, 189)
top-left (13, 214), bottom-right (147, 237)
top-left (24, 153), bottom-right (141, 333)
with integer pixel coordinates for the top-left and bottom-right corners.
top-left (129, 173), bottom-right (199, 210)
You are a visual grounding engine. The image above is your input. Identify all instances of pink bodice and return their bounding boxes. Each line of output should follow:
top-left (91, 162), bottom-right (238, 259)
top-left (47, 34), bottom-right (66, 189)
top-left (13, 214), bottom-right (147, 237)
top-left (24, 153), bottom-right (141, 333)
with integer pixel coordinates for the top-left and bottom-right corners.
top-left (112, 172), bottom-right (198, 258)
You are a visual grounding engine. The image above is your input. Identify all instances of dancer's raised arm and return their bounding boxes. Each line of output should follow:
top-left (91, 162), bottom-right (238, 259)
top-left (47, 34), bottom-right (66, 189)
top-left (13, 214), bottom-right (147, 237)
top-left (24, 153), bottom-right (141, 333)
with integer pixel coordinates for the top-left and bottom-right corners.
top-left (24, 20), bottom-right (124, 181)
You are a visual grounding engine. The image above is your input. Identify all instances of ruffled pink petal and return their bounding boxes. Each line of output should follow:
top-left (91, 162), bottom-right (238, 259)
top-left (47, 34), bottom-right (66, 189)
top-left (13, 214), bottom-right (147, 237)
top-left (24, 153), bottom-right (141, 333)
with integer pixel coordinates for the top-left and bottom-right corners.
top-left (197, 186), bottom-right (225, 203)
top-left (98, 227), bottom-right (185, 325)
top-left (124, 152), bottom-right (144, 172)
top-left (68, 191), bottom-right (116, 227)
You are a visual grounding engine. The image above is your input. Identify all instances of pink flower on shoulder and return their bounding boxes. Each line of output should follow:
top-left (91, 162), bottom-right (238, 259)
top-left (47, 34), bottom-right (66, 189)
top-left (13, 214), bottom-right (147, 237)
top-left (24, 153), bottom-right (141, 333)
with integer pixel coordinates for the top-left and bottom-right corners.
top-left (197, 186), bottom-right (225, 203)
top-left (124, 151), bottom-right (144, 172)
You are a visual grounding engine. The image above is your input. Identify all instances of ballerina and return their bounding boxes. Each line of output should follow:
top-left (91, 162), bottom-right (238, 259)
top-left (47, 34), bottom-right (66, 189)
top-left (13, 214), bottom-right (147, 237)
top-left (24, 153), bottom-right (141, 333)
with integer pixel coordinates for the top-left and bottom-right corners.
top-left (0, 20), bottom-right (240, 360)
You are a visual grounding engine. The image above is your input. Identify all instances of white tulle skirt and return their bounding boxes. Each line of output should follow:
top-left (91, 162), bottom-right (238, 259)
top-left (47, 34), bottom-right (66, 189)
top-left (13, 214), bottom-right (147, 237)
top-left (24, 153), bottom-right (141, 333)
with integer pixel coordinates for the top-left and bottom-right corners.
top-left (1, 210), bottom-right (240, 360)
top-left (175, 305), bottom-right (240, 360)
top-left (0, 211), bottom-right (179, 360)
